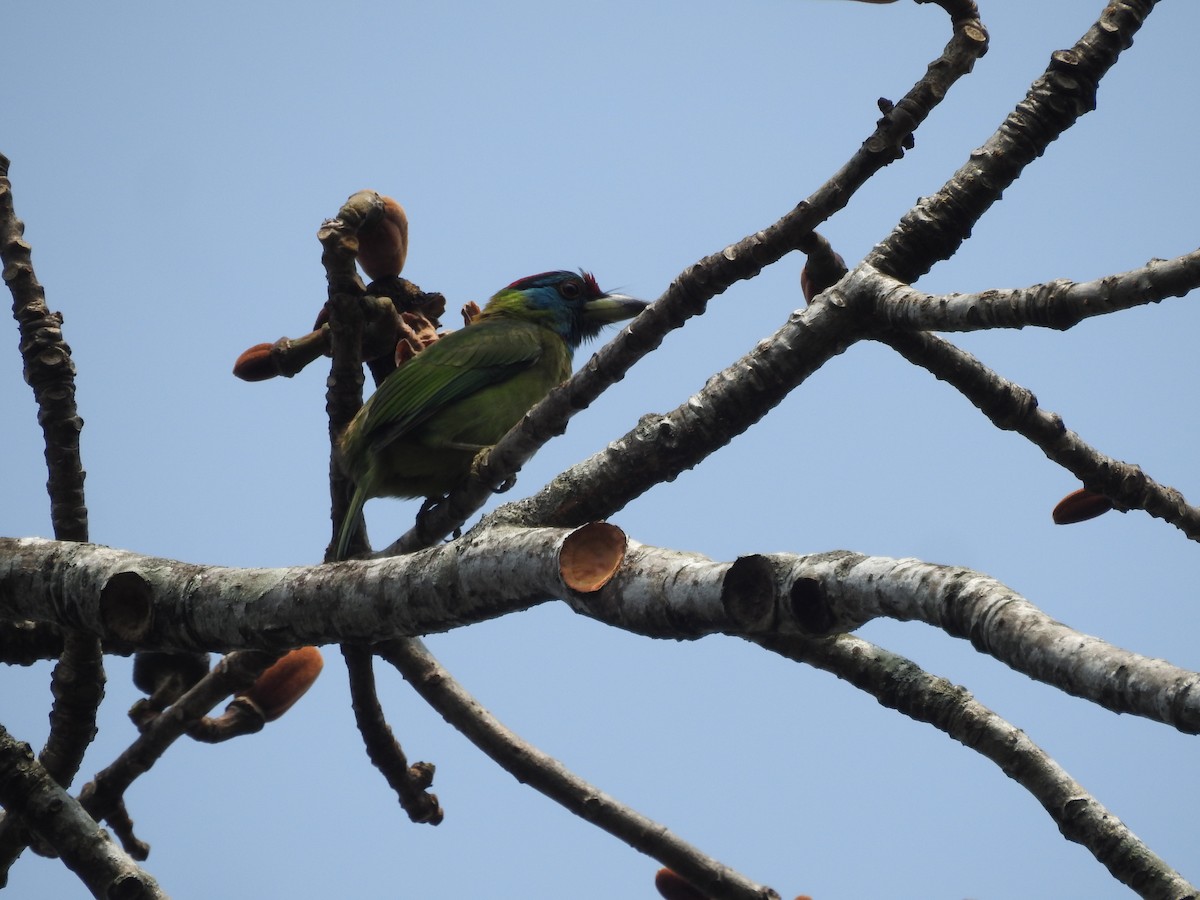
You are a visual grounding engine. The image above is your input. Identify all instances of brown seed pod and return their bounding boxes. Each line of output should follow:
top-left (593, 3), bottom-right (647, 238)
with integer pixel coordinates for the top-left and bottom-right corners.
top-left (1052, 488), bottom-right (1114, 525)
top-left (238, 646), bottom-right (324, 721)
top-left (232, 343), bottom-right (277, 381)
top-left (357, 195), bottom-right (409, 281)
top-left (654, 869), bottom-right (708, 900)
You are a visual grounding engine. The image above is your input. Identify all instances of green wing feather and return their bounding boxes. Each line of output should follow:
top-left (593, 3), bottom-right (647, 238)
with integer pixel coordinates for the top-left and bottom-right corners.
top-left (360, 318), bottom-right (545, 452)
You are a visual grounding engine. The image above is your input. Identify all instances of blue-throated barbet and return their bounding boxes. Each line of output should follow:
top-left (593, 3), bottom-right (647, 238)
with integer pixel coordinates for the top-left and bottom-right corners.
top-left (335, 270), bottom-right (646, 558)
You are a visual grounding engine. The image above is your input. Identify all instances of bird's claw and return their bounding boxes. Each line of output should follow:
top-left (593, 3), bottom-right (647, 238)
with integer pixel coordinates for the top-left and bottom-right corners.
top-left (469, 447), bottom-right (516, 494)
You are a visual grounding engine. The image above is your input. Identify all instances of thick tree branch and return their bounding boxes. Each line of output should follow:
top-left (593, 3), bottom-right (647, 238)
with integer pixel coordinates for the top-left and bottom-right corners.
top-left (8, 535), bottom-right (1200, 738)
top-left (750, 552), bottom-right (1200, 733)
top-left (0, 725), bottom-right (166, 899)
top-left (499, 296), bottom-right (863, 528)
top-left (0, 530), bottom-right (572, 650)
top-left (380, 639), bottom-right (780, 900)
top-left (758, 633), bottom-right (1197, 900)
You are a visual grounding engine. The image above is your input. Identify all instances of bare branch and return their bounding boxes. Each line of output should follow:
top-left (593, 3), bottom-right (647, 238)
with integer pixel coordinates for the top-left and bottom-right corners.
top-left (844, 253), bottom-right (1200, 332)
top-left (0, 155), bottom-right (88, 544)
top-left (10, 534), bottom-right (1200, 739)
top-left (77, 650), bottom-right (276, 859)
top-left (757, 633), bottom-right (1197, 899)
top-left (869, 0), bottom-right (1158, 283)
top-left (381, 6), bottom-right (988, 554)
top-left (752, 551), bottom-right (1200, 733)
top-left (499, 296), bottom-right (863, 529)
top-left (0, 531), bottom-right (565, 650)
top-left (341, 644), bottom-right (442, 825)
top-left (883, 329), bottom-right (1200, 540)
top-left (0, 154), bottom-right (104, 875)
top-left (0, 724), bottom-right (166, 899)
top-left (380, 638), bottom-right (781, 900)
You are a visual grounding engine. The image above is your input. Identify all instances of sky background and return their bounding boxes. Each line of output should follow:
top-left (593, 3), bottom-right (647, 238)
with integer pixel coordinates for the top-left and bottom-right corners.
top-left (3, 1), bottom-right (1199, 898)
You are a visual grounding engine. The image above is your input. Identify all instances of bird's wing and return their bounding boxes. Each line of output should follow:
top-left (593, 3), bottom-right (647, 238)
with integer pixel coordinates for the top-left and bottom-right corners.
top-left (360, 318), bottom-right (544, 450)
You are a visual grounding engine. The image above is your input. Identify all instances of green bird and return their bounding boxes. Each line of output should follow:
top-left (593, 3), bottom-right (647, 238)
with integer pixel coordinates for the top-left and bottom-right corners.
top-left (335, 270), bottom-right (647, 558)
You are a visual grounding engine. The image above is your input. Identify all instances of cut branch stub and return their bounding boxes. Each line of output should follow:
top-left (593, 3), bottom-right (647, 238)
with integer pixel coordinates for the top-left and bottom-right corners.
top-left (787, 576), bottom-right (838, 635)
top-left (726, 554), bottom-right (869, 636)
top-left (99, 570), bottom-right (154, 643)
top-left (559, 522), bottom-right (627, 593)
top-left (721, 555), bottom-right (776, 631)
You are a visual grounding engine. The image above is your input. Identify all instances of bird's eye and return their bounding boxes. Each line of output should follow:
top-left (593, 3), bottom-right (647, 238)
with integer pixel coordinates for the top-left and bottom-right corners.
top-left (558, 280), bottom-right (582, 300)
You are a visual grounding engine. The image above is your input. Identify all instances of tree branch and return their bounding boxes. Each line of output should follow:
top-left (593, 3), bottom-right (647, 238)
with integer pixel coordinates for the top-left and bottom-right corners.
top-left (0, 725), bottom-right (166, 899)
top-left (76, 650), bottom-right (276, 859)
top-left (869, 0), bottom-right (1158, 283)
top-left (380, 638), bottom-right (781, 900)
top-left (0, 152), bottom-right (104, 875)
top-left (381, 4), bottom-right (988, 554)
top-left (882, 328), bottom-right (1200, 540)
top-left (0, 154), bottom-right (89, 544)
top-left (757, 632), bottom-right (1197, 899)
top-left (502, 296), bottom-right (863, 529)
top-left (340, 643), bottom-right (442, 825)
top-left (748, 551), bottom-right (1200, 733)
top-left (9, 535), bottom-right (1200, 738)
top-left (845, 252), bottom-right (1200, 332)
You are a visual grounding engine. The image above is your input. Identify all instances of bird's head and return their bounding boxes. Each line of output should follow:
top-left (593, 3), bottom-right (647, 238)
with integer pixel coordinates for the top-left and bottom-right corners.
top-left (483, 270), bottom-right (647, 348)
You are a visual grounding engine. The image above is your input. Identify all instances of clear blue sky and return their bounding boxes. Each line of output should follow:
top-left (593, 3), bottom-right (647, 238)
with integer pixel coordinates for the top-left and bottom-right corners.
top-left (3, 2), bottom-right (1199, 897)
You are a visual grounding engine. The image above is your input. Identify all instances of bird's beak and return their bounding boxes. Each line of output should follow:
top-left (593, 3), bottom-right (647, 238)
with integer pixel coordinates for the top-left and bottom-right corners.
top-left (582, 293), bottom-right (649, 324)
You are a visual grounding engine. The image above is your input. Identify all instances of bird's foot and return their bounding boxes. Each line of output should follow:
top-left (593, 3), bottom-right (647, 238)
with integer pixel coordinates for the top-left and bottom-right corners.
top-left (468, 447), bottom-right (516, 493)
top-left (469, 447), bottom-right (491, 481)
top-left (415, 496), bottom-right (441, 533)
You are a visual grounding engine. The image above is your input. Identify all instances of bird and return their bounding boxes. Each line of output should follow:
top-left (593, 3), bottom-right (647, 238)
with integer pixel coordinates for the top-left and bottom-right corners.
top-left (335, 270), bottom-right (647, 559)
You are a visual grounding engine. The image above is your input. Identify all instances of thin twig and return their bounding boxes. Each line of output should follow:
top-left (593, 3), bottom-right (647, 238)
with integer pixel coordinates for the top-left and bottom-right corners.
top-left (76, 651), bottom-right (276, 859)
top-left (341, 644), bottom-right (441, 825)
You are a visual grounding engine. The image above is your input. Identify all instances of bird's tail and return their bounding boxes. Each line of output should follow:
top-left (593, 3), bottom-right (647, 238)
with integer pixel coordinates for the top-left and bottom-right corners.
top-left (334, 479), bottom-right (370, 561)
